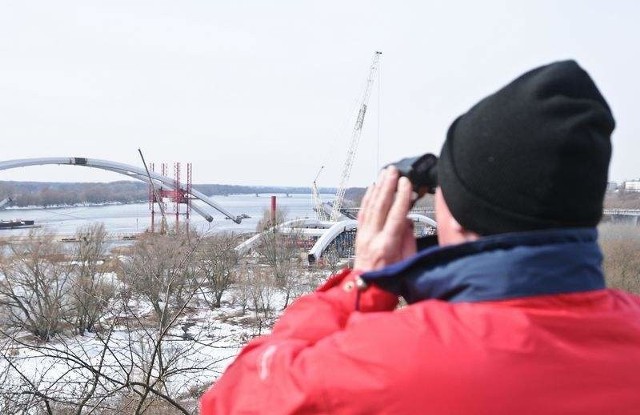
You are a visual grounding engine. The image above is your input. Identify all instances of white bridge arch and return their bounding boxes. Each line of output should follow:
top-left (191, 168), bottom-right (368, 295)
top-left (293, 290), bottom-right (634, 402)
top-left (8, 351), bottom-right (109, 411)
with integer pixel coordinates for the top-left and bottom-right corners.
top-left (237, 214), bottom-right (437, 264)
top-left (306, 214), bottom-right (437, 263)
top-left (0, 157), bottom-right (246, 223)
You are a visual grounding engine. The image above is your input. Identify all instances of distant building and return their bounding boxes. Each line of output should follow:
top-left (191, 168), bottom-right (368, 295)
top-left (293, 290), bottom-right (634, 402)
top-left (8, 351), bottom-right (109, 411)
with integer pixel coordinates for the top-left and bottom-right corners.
top-left (623, 180), bottom-right (640, 192)
top-left (606, 181), bottom-right (618, 192)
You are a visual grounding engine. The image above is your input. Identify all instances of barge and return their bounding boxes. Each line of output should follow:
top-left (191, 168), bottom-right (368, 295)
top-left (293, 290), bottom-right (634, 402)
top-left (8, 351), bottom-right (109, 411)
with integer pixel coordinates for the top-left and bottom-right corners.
top-left (0, 219), bottom-right (36, 230)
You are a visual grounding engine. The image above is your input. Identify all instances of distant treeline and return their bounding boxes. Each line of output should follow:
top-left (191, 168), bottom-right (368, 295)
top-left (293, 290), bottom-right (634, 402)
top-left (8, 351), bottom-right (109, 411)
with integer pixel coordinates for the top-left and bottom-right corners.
top-left (2, 180), bottom-right (637, 210)
top-left (0, 181), bottom-right (148, 207)
top-left (0, 180), bottom-right (640, 209)
top-left (0, 181), bottom-right (340, 208)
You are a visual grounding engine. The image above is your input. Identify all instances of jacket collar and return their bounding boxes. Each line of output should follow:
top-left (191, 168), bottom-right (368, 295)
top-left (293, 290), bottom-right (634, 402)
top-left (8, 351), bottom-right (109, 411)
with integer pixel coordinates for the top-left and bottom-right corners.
top-left (361, 228), bottom-right (605, 304)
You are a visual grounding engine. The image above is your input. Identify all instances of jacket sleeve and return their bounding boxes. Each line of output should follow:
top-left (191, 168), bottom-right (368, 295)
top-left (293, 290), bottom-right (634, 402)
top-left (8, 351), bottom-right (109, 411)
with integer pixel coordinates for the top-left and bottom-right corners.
top-left (200, 268), bottom-right (399, 414)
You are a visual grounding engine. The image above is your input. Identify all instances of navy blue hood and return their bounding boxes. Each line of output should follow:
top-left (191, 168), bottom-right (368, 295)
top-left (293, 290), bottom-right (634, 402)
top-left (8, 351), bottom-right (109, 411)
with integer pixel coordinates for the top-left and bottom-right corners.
top-left (360, 228), bottom-right (605, 304)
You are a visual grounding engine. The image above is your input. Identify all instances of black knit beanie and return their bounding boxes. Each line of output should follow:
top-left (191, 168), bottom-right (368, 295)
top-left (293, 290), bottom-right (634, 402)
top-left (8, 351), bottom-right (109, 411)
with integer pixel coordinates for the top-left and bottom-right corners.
top-left (438, 60), bottom-right (615, 235)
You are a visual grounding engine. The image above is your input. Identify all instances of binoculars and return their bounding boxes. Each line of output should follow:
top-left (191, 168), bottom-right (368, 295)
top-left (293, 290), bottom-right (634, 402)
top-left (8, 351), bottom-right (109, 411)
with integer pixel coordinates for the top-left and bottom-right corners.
top-left (386, 153), bottom-right (438, 205)
top-left (386, 152), bottom-right (440, 249)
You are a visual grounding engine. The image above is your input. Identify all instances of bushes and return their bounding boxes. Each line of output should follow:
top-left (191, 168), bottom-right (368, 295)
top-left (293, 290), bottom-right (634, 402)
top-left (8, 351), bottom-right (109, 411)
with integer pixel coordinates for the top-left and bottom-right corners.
top-left (119, 231), bottom-right (200, 330)
top-left (599, 223), bottom-right (640, 294)
top-left (604, 190), bottom-right (640, 210)
top-left (0, 229), bottom-right (72, 341)
top-left (0, 221), bottom-right (331, 413)
top-left (0, 226), bottom-right (118, 341)
top-left (196, 232), bottom-right (241, 309)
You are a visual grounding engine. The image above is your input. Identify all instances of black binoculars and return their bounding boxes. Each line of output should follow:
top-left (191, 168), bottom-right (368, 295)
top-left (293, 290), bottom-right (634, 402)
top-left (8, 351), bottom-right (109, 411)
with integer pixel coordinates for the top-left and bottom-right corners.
top-left (386, 153), bottom-right (438, 203)
top-left (386, 152), bottom-right (440, 249)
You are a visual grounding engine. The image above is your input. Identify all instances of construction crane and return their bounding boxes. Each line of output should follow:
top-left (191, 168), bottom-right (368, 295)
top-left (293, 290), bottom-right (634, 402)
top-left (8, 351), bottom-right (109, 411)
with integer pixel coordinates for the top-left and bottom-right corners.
top-left (312, 166), bottom-right (330, 221)
top-left (330, 51), bottom-right (382, 221)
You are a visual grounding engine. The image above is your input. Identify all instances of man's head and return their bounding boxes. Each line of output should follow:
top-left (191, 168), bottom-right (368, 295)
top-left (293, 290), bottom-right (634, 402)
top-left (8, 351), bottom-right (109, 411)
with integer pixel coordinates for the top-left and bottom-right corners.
top-left (436, 60), bottom-right (615, 240)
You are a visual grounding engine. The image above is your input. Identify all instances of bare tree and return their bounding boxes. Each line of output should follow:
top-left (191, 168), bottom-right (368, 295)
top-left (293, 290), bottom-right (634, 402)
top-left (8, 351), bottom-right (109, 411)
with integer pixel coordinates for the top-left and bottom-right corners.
top-left (229, 262), bottom-right (251, 315)
top-left (196, 232), bottom-right (240, 309)
top-left (255, 205), bottom-right (289, 232)
top-left (253, 208), bottom-right (306, 309)
top-left (235, 266), bottom-right (277, 336)
top-left (600, 223), bottom-right (640, 294)
top-left (320, 244), bottom-right (343, 277)
top-left (0, 229), bottom-right (72, 342)
top-left (0, 293), bottom-right (228, 414)
top-left (120, 232), bottom-right (199, 330)
top-left (69, 223), bottom-right (117, 335)
top-left (0, 226), bottom-right (233, 415)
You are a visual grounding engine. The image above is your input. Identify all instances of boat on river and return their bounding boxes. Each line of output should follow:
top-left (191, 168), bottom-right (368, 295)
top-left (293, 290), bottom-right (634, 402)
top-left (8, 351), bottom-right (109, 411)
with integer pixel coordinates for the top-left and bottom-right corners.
top-left (0, 219), bottom-right (36, 230)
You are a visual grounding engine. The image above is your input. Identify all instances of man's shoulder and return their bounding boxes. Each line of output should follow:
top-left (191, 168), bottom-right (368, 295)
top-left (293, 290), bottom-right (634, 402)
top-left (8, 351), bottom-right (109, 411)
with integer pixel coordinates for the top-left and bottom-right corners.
top-left (344, 289), bottom-right (640, 343)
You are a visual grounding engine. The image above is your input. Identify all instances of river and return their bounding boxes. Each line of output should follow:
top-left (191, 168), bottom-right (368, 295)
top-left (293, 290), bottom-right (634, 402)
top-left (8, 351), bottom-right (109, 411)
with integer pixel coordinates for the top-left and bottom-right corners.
top-left (0, 193), bottom-right (333, 238)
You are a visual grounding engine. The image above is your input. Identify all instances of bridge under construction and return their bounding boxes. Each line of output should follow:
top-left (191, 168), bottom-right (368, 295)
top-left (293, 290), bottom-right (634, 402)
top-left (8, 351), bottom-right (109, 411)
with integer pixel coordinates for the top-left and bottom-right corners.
top-left (0, 156), bottom-right (425, 263)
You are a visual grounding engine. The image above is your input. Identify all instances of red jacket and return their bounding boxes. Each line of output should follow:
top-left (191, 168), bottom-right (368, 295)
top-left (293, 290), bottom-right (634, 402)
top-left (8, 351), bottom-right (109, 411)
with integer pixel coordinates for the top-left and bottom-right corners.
top-left (201, 229), bottom-right (640, 414)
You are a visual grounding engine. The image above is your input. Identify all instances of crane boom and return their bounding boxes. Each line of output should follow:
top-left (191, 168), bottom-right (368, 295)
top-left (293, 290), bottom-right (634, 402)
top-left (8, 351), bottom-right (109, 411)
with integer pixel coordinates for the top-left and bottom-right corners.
top-left (312, 166), bottom-right (330, 220)
top-left (330, 51), bottom-right (382, 221)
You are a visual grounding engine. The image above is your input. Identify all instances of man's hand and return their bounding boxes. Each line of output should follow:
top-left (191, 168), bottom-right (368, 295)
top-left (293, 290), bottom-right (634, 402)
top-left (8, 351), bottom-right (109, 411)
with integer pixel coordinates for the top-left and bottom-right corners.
top-left (353, 167), bottom-right (416, 272)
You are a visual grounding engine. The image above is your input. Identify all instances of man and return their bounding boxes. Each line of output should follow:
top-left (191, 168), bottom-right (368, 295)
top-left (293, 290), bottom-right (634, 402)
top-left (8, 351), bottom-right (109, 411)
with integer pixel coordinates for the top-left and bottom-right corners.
top-left (201, 60), bottom-right (640, 414)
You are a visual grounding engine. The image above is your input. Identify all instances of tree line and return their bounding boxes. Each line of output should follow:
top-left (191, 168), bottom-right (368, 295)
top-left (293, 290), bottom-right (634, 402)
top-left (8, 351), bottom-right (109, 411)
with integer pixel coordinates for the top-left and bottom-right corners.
top-left (0, 181), bottom-right (148, 207)
top-left (2, 178), bottom-right (640, 210)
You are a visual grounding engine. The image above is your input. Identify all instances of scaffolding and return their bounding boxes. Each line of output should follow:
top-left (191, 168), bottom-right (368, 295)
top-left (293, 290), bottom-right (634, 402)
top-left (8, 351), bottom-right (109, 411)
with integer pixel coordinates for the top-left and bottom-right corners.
top-left (148, 162), bottom-right (193, 233)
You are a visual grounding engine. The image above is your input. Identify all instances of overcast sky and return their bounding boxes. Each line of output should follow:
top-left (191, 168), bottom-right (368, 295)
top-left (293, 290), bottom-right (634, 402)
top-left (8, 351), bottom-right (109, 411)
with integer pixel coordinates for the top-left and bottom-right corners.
top-left (0, 1), bottom-right (638, 187)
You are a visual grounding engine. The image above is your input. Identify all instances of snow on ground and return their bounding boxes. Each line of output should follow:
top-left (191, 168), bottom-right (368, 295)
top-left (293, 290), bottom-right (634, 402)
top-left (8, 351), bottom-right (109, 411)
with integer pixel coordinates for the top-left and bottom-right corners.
top-left (0, 283), bottom-right (293, 411)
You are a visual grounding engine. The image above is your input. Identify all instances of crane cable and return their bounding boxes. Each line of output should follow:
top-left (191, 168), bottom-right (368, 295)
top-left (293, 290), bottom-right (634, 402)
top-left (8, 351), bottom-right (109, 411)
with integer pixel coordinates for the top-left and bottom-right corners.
top-left (330, 51), bottom-right (382, 221)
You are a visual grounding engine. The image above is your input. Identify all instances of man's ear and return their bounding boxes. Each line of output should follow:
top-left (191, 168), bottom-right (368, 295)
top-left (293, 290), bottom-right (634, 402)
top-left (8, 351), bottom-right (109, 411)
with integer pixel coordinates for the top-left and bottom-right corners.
top-left (435, 188), bottom-right (480, 246)
top-left (448, 215), bottom-right (480, 243)
top-left (447, 214), bottom-right (464, 233)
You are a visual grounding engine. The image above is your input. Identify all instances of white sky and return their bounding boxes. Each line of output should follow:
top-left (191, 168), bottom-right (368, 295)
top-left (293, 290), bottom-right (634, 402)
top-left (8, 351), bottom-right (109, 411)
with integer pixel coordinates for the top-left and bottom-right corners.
top-left (0, 0), bottom-right (638, 187)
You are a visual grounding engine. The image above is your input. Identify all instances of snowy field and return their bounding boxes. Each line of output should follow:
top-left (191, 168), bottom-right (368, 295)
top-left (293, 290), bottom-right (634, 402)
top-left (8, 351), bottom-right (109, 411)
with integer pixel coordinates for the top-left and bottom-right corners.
top-left (0, 272), bottom-right (313, 414)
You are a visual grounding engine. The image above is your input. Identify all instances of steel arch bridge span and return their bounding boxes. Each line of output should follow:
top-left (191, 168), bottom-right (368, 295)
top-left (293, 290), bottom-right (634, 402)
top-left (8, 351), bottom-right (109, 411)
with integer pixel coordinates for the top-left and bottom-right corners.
top-left (0, 157), bottom-right (246, 224)
top-left (234, 218), bottom-right (332, 256)
top-left (235, 218), bottom-right (359, 264)
top-left (407, 213), bottom-right (438, 228)
top-left (307, 219), bottom-right (358, 264)
top-left (307, 214), bottom-right (437, 264)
